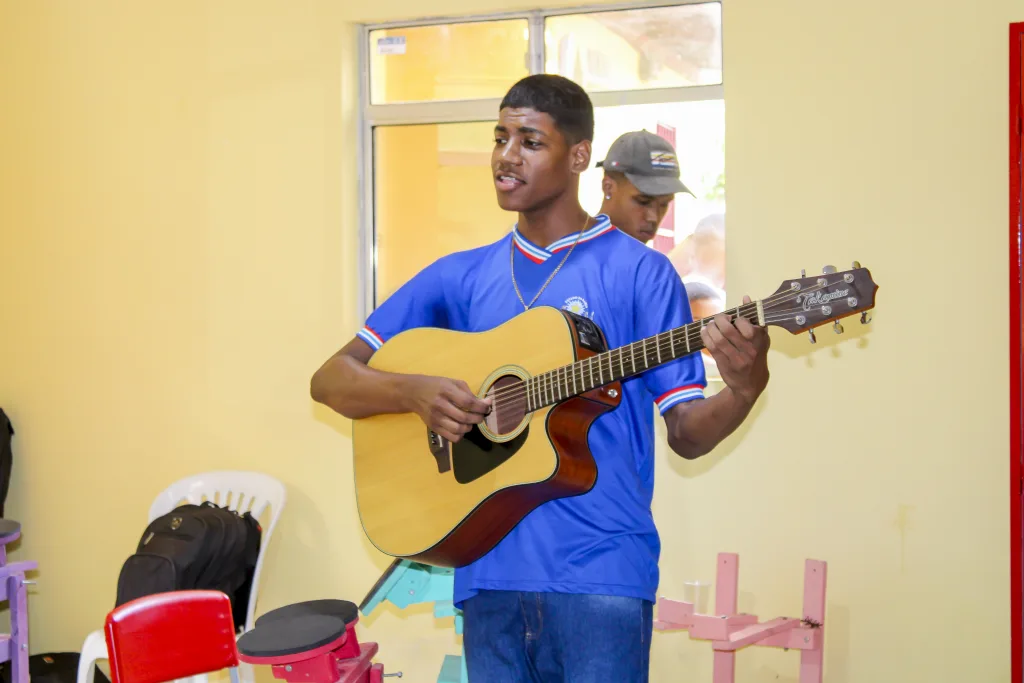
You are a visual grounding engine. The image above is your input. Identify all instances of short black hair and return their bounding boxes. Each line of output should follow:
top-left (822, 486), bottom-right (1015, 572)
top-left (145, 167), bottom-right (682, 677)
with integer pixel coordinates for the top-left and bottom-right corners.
top-left (499, 74), bottom-right (594, 144)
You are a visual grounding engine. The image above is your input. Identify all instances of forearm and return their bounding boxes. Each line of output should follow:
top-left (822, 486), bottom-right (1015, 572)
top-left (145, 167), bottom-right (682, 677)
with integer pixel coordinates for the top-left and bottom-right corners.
top-left (310, 341), bottom-right (417, 419)
top-left (665, 386), bottom-right (757, 460)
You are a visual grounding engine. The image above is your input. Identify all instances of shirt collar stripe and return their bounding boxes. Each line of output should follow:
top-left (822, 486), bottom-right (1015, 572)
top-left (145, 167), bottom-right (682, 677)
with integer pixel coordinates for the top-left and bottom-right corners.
top-left (512, 214), bottom-right (615, 261)
top-left (547, 215), bottom-right (613, 252)
top-left (550, 224), bottom-right (616, 253)
top-left (512, 232), bottom-right (551, 262)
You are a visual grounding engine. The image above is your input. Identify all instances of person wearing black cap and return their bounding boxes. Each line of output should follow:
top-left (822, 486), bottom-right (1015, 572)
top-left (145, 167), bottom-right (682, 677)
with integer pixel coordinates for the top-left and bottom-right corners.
top-left (597, 130), bottom-right (694, 244)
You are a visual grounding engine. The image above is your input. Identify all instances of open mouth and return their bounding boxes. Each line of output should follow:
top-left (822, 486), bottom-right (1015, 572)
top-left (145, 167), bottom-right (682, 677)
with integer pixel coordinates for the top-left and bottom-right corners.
top-left (495, 173), bottom-right (525, 192)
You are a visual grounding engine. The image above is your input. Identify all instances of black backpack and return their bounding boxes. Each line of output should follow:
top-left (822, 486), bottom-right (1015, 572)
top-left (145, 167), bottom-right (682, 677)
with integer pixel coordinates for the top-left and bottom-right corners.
top-left (0, 408), bottom-right (13, 518)
top-left (115, 501), bottom-right (261, 628)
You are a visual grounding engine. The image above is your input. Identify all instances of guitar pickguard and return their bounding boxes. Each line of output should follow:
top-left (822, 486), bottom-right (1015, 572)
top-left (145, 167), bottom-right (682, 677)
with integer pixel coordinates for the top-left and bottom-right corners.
top-left (451, 423), bottom-right (530, 484)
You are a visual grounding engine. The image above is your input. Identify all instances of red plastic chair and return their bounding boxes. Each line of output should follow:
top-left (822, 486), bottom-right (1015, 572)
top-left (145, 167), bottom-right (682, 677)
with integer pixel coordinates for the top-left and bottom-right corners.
top-left (103, 591), bottom-right (241, 683)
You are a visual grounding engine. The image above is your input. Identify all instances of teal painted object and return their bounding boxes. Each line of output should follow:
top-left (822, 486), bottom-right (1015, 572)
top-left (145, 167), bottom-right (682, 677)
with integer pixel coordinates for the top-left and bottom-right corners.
top-left (359, 559), bottom-right (467, 683)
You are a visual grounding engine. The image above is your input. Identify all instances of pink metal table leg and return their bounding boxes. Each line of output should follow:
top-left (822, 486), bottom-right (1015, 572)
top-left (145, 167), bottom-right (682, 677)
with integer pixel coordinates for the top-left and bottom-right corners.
top-left (800, 560), bottom-right (826, 683)
top-left (712, 553), bottom-right (739, 683)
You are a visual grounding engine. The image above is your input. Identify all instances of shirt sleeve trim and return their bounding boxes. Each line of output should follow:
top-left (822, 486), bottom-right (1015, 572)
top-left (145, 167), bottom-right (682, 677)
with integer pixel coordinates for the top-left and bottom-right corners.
top-left (655, 384), bottom-right (706, 414)
top-left (356, 326), bottom-right (384, 351)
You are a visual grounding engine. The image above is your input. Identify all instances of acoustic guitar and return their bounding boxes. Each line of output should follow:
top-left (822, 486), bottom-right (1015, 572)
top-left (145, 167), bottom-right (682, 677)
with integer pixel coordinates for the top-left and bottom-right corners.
top-left (352, 264), bottom-right (878, 568)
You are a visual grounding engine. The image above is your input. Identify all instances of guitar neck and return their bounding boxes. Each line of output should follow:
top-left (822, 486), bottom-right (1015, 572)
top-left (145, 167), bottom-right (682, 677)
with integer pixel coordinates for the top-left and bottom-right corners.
top-left (524, 301), bottom-right (763, 412)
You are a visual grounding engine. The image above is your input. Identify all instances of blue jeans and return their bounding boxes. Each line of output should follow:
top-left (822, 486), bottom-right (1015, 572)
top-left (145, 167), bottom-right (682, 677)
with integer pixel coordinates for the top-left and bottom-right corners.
top-left (461, 590), bottom-right (653, 682)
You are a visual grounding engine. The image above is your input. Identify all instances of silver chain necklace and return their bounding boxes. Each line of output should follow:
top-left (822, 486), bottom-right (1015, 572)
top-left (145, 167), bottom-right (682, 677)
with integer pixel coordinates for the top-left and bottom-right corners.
top-left (510, 216), bottom-right (590, 312)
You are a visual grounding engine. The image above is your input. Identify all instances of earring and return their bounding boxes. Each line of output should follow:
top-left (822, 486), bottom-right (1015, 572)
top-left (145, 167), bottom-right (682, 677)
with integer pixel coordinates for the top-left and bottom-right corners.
top-left (605, 194), bottom-right (611, 199)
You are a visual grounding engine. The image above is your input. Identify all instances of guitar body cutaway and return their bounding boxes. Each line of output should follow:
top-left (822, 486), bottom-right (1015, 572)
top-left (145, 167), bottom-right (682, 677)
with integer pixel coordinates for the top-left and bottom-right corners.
top-left (352, 306), bottom-right (621, 568)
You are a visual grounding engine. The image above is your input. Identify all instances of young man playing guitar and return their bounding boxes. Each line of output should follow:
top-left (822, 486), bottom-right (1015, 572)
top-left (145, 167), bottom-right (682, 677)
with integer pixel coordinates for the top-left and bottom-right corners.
top-left (311, 74), bottom-right (771, 682)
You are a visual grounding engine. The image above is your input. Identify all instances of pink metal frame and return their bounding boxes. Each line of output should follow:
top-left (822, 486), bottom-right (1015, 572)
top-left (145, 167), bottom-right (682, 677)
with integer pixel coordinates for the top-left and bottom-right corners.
top-left (654, 552), bottom-right (827, 683)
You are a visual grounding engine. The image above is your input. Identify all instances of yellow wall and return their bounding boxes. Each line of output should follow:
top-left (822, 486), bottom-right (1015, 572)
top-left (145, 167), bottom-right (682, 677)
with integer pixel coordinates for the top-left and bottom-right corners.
top-left (0, 2), bottom-right (1019, 683)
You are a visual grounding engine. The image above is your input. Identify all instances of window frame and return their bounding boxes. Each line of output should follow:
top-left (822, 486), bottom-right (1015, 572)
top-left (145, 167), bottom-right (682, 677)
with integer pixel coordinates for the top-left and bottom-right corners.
top-left (357, 0), bottom-right (725, 320)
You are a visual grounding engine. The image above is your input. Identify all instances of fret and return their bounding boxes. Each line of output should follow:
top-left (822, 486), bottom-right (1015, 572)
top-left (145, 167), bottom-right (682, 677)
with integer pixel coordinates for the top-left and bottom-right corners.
top-left (521, 310), bottom-right (771, 412)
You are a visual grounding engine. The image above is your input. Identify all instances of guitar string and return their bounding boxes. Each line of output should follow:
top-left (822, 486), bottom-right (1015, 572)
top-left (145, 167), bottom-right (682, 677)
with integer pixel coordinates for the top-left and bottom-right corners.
top-left (488, 313), bottom-right (759, 413)
top-left (488, 303), bottom-right (860, 415)
top-left (483, 280), bottom-right (834, 407)
top-left (485, 291), bottom-right (834, 412)
top-left (487, 300), bottom-right (846, 415)
top-left (491, 301), bottom-right (851, 409)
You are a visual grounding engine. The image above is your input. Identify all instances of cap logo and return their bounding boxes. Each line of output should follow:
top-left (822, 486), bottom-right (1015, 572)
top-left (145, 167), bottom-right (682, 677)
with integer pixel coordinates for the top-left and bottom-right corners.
top-left (650, 151), bottom-right (678, 170)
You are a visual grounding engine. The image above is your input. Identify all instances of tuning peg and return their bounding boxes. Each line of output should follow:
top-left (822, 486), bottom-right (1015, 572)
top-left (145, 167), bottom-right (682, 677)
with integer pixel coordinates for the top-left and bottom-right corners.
top-left (822, 265), bottom-right (837, 274)
top-left (834, 320), bottom-right (844, 334)
top-left (801, 269), bottom-right (806, 278)
top-left (808, 328), bottom-right (817, 344)
top-left (852, 260), bottom-right (861, 268)
top-left (860, 311), bottom-right (872, 324)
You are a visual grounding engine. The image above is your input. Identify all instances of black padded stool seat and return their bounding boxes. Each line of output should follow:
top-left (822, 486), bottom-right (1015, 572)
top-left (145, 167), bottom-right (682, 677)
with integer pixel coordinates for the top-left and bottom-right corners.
top-left (0, 519), bottom-right (20, 540)
top-left (237, 614), bottom-right (347, 658)
top-left (255, 599), bottom-right (359, 628)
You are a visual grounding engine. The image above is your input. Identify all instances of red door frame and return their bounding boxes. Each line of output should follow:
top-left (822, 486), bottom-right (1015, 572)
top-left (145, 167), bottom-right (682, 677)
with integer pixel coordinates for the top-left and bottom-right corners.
top-left (1011, 21), bottom-right (1023, 683)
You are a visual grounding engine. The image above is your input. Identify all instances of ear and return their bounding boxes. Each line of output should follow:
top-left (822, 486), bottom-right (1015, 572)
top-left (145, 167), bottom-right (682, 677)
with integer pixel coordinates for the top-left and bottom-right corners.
top-left (569, 140), bottom-right (592, 175)
top-left (601, 174), bottom-right (616, 197)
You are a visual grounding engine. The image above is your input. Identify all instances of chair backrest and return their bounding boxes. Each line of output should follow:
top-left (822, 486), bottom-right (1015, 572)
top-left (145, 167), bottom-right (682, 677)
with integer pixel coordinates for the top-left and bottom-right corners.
top-left (146, 470), bottom-right (287, 631)
top-left (104, 590), bottom-right (239, 683)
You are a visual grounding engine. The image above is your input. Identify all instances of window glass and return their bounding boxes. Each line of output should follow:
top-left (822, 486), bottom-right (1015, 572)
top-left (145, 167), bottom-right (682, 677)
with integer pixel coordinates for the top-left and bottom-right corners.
top-left (373, 122), bottom-right (513, 303)
top-left (370, 20), bottom-right (530, 104)
top-left (545, 3), bottom-right (722, 93)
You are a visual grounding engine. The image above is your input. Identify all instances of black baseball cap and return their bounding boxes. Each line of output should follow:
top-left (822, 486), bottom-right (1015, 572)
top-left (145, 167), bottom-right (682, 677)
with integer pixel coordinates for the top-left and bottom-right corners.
top-left (596, 130), bottom-right (694, 197)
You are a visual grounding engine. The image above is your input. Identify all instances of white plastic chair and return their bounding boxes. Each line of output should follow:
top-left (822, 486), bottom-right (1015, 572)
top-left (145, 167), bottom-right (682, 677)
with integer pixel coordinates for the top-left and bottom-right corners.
top-left (76, 470), bottom-right (286, 683)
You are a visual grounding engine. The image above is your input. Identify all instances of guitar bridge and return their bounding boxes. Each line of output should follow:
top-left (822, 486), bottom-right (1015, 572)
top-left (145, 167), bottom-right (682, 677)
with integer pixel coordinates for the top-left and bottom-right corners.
top-left (427, 430), bottom-right (451, 474)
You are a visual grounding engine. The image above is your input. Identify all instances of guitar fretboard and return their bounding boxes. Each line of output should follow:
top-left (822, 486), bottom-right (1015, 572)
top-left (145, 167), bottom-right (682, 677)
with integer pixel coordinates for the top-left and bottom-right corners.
top-left (524, 302), bottom-right (762, 412)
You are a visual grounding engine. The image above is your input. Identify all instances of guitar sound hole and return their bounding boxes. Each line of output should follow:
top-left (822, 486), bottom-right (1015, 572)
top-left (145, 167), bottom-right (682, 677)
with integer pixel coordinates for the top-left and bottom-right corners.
top-left (452, 374), bottom-right (529, 485)
top-left (483, 375), bottom-right (528, 436)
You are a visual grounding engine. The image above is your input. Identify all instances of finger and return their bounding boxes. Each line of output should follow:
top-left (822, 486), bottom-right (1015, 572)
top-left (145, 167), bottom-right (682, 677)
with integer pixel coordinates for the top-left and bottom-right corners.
top-left (435, 416), bottom-right (471, 438)
top-left (706, 320), bottom-right (743, 367)
top-left (430, 421), bottom-right (462, 444)
top-left (438, 429), bottom-right (462, 444)
top-left (742, 295), bottom-right (752, 304)
top-left (438, 400), bottom-right (485, 426)
top-left (700, 324), bottom-right (716, 354)
top-left (733, 315), bottom-right (758, 342)
top-left (451, 381), bottom-right (493, 414)
top-left (712, 314), bottom-right (746, 351)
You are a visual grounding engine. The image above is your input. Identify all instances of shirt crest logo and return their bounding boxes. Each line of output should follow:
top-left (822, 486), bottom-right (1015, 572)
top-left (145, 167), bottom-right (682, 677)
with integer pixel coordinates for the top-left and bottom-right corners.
top-left (563, 296), bottom-right (593, 320)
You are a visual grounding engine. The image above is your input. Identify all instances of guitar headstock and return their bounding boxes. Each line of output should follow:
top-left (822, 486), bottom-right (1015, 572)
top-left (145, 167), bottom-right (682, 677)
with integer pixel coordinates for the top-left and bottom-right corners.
top-left (760, 262), bottom-right (878, 342)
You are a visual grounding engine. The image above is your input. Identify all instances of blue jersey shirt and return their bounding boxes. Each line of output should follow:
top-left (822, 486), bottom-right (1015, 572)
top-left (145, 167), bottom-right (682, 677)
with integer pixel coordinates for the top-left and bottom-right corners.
top-left (357, 214), bottom-right (707, 607)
